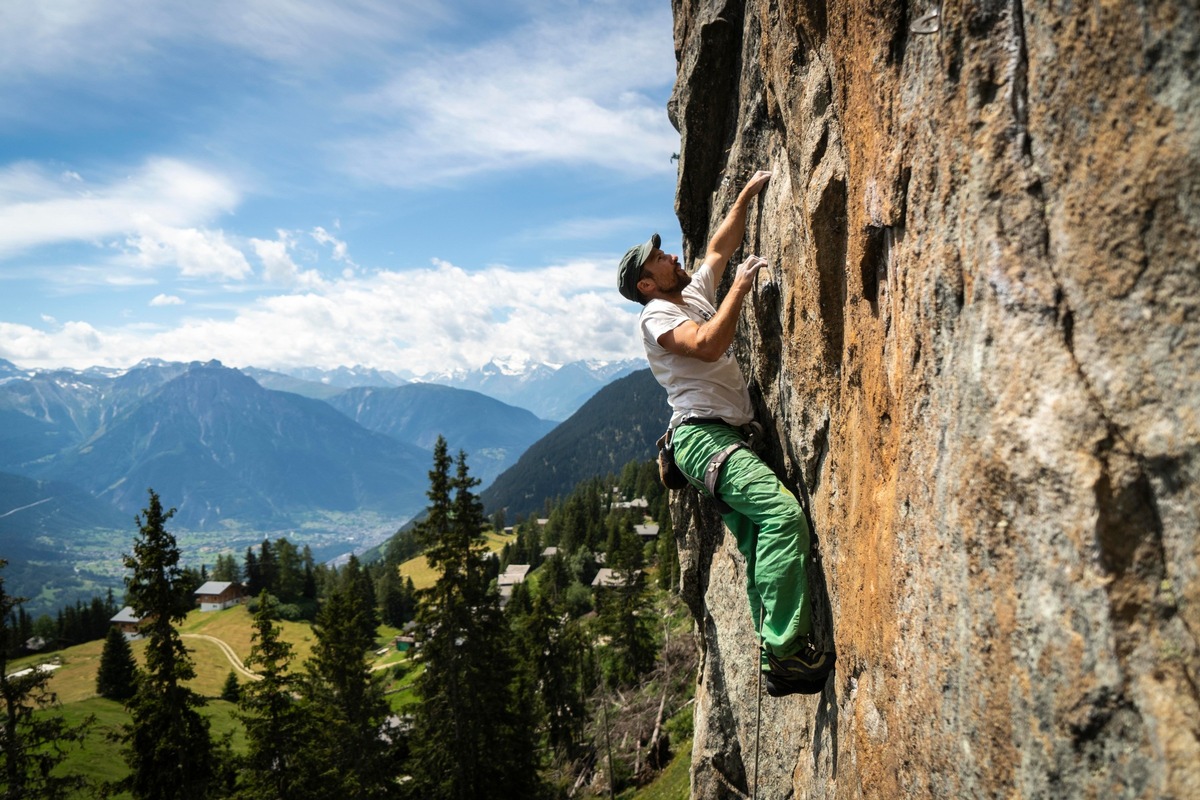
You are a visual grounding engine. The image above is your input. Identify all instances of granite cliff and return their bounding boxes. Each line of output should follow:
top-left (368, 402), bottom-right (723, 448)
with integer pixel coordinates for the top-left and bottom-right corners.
top-left (666, 0), bottom-right (1198, 797)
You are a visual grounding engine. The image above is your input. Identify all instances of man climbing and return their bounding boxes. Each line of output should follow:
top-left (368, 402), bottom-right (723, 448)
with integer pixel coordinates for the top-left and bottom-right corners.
top-left (617, 169), bottom-right (831, 697)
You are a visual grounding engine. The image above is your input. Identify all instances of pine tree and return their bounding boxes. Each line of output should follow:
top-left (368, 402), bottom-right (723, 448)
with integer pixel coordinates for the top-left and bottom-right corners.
top-left (274, 538), bottom-right (304, 603)
top-left (119, 489), bottom-right (217, 800)
top-left (244, 547), bottom-right (261, 595)
top-left (96, 625), bottom-right (138, 701)
top-left (378, 567), bottom-right (410, 628)
top-left (407, 440), bottom-right (541, 799)
top-left (0, 560), bottom-right (93, 800)
top-left (342, 555), bottom-right (380, 646)
top-left (211, 553), bottom-right (241, 583)
top-left (301, 546), bottom-right (318, 601)
top-left (514, 593), bottom-right (591, 759)
top-left (258, 539), bottom-right (278, 597)
top-left (297, 577), bottom-right (397, 799)
top-left (220, 671), bottom-right (240, 703)
top-left (237, 592), bottom-right (321, 800)
top-left (597, 523), bottom-right (656, 686)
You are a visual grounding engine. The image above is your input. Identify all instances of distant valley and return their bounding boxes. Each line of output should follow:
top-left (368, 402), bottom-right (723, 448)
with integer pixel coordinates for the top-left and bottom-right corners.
top-left (0, 357), bottom-right (658, 614)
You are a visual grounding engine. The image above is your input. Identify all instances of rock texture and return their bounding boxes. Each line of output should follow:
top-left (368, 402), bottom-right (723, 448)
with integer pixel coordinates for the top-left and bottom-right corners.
top-left (667, 0), bottom-right (1198, 797)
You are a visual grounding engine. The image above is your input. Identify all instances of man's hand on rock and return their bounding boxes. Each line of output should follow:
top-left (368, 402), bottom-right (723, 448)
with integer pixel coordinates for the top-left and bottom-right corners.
top-left (733, 254), bottom-right (768, 294)
top-left (742, 170), bottom-right (772, 199)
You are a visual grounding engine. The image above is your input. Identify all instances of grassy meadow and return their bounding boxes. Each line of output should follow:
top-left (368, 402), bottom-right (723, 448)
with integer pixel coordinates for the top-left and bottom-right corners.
top-left (13, 604), bottom-right (413, 796)
top-left (398, 528), bottom-right (515, 590)
top-left (13, 528), bottom-right (697, 798)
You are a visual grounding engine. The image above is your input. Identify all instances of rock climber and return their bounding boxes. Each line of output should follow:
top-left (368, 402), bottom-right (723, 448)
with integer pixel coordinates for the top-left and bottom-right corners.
top-left (617, 169), bottom-right (831, 696)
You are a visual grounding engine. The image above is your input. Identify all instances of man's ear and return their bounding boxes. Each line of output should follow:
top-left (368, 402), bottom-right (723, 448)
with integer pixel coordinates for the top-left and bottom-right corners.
top-left (636, 275), bottom-right (653, 297)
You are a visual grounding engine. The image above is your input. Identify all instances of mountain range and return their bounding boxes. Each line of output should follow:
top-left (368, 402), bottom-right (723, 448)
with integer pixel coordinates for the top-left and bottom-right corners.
top-left (425, 359), bottom-right (642, 421)
top-left (40, 363), bottom-right (434, 530)
top-left (0, 357), bottom-right (659, 614)
top-left (0, 360), bottom-right (563, 528)
top-left (242, 359), bottom-right (641, 421)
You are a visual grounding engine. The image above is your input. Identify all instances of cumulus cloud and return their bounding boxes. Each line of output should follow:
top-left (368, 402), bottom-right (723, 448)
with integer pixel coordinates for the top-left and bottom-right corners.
top-left (127, 219), bottom-right (252, 280)
top-left (251, 231), bottom-right (325, 288)
top-left (0, 1), bottom-right (671, 376)
top-left (0, 258), bottom-right (643, 375)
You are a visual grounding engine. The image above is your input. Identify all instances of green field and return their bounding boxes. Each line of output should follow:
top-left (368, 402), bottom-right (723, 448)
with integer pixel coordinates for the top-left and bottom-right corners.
top-left (14, 604), bottom-right (413, 796)
top-left (16, 531), bottom-right (695, 797)
top-left (398, 529), bottom-right (515, 590)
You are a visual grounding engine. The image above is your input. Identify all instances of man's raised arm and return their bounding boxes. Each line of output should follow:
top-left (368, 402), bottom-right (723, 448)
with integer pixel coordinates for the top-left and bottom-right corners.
top-left (658, 254), bottom-right (768, 362)
top-left (704, 170), bottom-right (771, 282)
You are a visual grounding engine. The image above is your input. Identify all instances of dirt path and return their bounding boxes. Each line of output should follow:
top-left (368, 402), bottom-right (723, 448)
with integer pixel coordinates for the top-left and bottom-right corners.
top-left (181, 632), bottom-right (400, 680)
top-left (181, 633), bottom-right (260, 681)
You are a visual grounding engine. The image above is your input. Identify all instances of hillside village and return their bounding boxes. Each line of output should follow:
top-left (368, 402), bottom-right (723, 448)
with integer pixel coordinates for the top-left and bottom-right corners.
top-left (2, 453), bottom-right (697, 799)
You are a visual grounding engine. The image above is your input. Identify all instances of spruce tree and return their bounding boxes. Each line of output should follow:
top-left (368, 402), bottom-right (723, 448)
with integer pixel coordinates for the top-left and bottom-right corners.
top-left (407, 441), bottom-right (540, 799)
top-left (237, 592), bottom-right (321, 800)
top-left (378, 567), bottom-right (409, 628)
top-left (597, 524), bottom-right (656, 686)
top-left (96, 625), bottom-right (138, 701)
top-left (342, 555), bottom-right (380, 646)
top-left (211, 553), bottom-right (241, 583)
top-left (244, 547), bottom-right (261, 595)
top-left (258, 539), bottom-right (278, 597)
top-left (297, 576), bottom-right (397, 799)
top-left (119, 489), bottom-right (217, 800)
top-left (220, 671), bottom-right (240, 703)
top-left (0, 560), bottom-right (93, 800)
top-left (514, 593), bottom-right (591, 759)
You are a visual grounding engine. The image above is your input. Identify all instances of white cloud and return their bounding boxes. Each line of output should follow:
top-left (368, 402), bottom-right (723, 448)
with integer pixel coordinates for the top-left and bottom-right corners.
top-left (127, 219), bottom-right (252, 280)
top-left (0, 257), bottom-right (644, 375)
top-left (251, 231), bottom-right (325, 288)
top-left (311, 227), bottom-right (355, 267)
top-left (0, 0), bottom-right (446, 80)
top-left (0, 1), bottom-right (671, 376)
top-left (0, 159), bottom-right (241, 259)
top-left (338, 5), bottom-right (678, 185)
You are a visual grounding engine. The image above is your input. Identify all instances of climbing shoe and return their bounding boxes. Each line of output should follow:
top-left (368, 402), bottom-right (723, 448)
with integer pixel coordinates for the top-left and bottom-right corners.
top-left (764, 636), bottom-right (833, 697)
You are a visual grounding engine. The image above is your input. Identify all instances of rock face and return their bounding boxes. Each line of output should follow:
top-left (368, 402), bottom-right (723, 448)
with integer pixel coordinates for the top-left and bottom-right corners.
top-left (667, 0), bottom-right (1198, 797)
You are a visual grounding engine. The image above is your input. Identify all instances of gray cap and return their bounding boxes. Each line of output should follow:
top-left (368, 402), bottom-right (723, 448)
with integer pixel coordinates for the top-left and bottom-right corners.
top-left (617, 233), bottom-right (660, 302)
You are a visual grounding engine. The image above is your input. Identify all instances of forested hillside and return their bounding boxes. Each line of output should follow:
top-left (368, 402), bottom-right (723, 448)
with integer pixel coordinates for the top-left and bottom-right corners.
top-left (480, 369), bottom-right (670, 518)
top-left (1, 447), bottom-right (696, 799)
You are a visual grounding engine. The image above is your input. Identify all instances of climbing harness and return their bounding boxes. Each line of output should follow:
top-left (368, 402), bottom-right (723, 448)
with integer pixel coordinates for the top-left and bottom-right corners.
top-left (703, 441), bottom-right (747, 514)
top-left (662, 418), bottom-right (765, 510)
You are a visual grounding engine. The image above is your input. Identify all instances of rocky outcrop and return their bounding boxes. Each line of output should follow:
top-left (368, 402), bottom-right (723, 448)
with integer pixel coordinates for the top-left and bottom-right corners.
top-left (667, 0), bottom-right (1198, 797)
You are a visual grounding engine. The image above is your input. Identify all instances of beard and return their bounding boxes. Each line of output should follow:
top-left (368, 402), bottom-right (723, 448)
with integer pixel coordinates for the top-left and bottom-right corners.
top-left (666, 265), bottom-right (692, 292)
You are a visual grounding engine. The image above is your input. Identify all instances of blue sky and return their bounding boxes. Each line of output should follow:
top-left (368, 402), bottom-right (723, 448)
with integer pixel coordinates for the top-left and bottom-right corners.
top-left (0, 0), bottom-right (681, 377)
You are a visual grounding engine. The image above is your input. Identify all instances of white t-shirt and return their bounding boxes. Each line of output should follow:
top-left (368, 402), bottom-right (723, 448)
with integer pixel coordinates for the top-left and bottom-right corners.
top-left (640, 262), bottom-right (754, 427)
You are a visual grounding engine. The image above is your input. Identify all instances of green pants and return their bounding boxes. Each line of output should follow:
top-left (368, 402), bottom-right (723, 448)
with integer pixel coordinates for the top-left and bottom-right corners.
top-left (672, 422), bottom-right (811, 658)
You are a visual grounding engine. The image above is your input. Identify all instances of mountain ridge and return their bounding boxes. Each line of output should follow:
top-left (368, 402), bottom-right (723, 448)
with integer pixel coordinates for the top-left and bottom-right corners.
top-left (480, 368), bottom-right (668, 518)
top-left (38, 362), bottom-right (431, 530)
